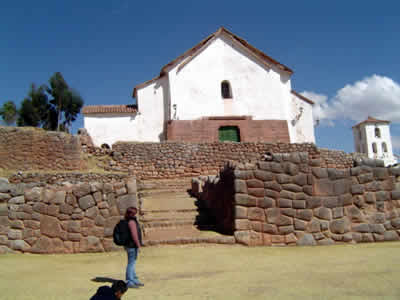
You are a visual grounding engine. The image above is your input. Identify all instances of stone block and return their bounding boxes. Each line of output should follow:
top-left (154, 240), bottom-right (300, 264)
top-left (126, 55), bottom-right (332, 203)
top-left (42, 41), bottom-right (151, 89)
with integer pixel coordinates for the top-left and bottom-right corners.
top-left (259, 197), bottom-right (275, 208)
top-left (293, 200), bottom-right (306, 209)
top-left (353, 223), bottom-right (370, 233)
top-left (262, 223), bottom-right (278, 234)
top-left (297, 209), bottom-right (313, 221)
top-left (314, 207), bottom-right (332, 220)
top-left (47, 205), bottom-right (59, 217)
top-left (345, 206), bottom-right (365, 223)
top-left (282, 162), bottom-right (299, 176)
top-left (277, 198), bottom-right (292, 208)
top-left (126, 178), bottom-right (137, 194)
top-left (306, 197), bottom-right (322, 209)
top-left (248, 207), bottom-right (265, 222)
top-left (296, 233), bottom-right (316, 246)
top-left (314, 179), bottom-right (333, 196)
top-left (373, 168), bottom-right (389, 180)
top-left (293, 174), bottom-right (308, 186)
top-left (365, 192), bottom-right (376, 204)
top-left (248, 188), bottom-right (264, 198)
top-left (0, 203), bottom-right (7, 216)
top-left (294, 219), bottom-right (307, 230)
top-left (234, 230), bottom-right (251, 245)
top-left (391, 190), bottom-right (400, 200)
top-left (312, 168), bottom-right (328, 179)
top-left (247, 179), bottom-right (264, 188)
top-left (365, 181), bottom-right (382, 192)
top-left (234, 170), bottom-right (254, 180)
top-left (307, 219), bottom-right (320, 233)
top-left (234, 180), bottom-right (248, 194)
top-left (32, 202), bottom-right (47, 214)
top-left (279, 225), bottom-right (294, 235)
top-left (254, 170), bottom-right (274, 182)
top-left (80, 236), bottom-right (104, 252)
top-left (8, 229), bottom-right (22, 240)
top-left (370, 224), bottom-right (385, 234)
top-left (276, 214), bottom-right (293, 226)
top-left (333, 179), bottom-right (351, 195)
top-left (78, 195), bottom-right (95, 210)
top-left (323, 197), bottom-right (339, 208)
top-left (235, 205), bottom-right (248, 219)
top-left (294, 192), bottom-right (307, 200)
top-left (384, 231), bottom-right (399, 241)
top-left (11, 220), bottom-right (24, 229)
top-left (264, 181), bottom-right (282, 192)
top-left (116, 194), bottom-right (137, 214)
top-left (276, 174), bottom-right (292, 184)
top-left (376, 191), bottom-right (389, 202)
top-left (40, 215), bottom-right (62, 238)
top-left (330, 218), bottom-right (351, 234)
top-left (313, 232), bottom-right (325, 240)
top-left (350, 167), bottom-right (362, 176)
top-left (235, 219), bottom-right (250, 230)
top-left (250, 221), bottom-right (262, 232)
top-left (265, 208), bottom-right (280, 223)
top-left (303, 186), bottom-right (313, 196)
top-left (332, 207), bottom-right (344, 219)
top-left (270, 162), bottom-right (283, 173)
top-left (73, 183), bottom-right (91, 198)
top-left (391, 218), bottom-right (400, 229)
top-left (351, 185), bottom-right (364, 195)
top-left (353, 195), bottom-right (366, 209)
top-left (373, 233), bottom-right (385, 242)
top-left (318, 238), bottom-right (335, 246)
top-left (59, 203), bottom-right (74, 215)
top-left (271, 235), bottom-right (285, 245)
top-left (352, 232), bottom-right (362, 243)
top-left (281, 208), bottom-right (296, 217)
top-left (328, 168), bottom-right (350, 180)
top-left (234, 194), bottom-right (257, 207)
top-left (358, 173), bottom-right (373, 184)
top-left (339, 194), bottom-right (353, 206)
top-left (53, 191), bottom-right (66, 204)
top-left (282, 184), bottom-right (303, 193)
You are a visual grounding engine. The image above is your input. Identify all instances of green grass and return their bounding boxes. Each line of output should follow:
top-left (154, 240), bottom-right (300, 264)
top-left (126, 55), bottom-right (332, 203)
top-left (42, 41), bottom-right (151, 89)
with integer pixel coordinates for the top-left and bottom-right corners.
top-left (1, 243), bottom-right (400, 300)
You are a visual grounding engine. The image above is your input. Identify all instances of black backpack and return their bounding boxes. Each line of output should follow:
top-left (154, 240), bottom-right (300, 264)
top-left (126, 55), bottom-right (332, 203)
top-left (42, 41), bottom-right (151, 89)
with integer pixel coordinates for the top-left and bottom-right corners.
top-left (113, 219), bottom-right (130, 246)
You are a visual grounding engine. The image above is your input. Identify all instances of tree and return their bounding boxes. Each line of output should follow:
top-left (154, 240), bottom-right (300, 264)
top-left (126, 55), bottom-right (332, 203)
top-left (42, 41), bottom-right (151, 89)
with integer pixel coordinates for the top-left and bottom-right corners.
top-left (17, 84), bottom-right (53, 128)
top-left (0, 101), bottom-right (17, 125)
top-left (47, 72), bottom-right (83, 131)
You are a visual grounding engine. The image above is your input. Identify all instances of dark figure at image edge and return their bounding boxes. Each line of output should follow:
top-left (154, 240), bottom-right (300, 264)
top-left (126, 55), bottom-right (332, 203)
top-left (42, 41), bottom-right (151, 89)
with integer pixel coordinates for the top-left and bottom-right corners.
top-left (90, 280), bottom-right (127, 300)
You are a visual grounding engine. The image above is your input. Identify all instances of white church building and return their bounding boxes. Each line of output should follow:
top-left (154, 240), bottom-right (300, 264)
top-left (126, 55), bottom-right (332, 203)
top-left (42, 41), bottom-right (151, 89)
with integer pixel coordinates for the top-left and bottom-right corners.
top-left (353, 116), bottom-right (397, 166)
top-left (83, 27), bottom-right (316, 147)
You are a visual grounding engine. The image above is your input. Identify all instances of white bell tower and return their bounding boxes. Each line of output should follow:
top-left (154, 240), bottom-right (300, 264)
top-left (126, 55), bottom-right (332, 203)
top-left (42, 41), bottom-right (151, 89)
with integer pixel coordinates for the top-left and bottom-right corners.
top-left (352, 116), bottom-right (397, 166)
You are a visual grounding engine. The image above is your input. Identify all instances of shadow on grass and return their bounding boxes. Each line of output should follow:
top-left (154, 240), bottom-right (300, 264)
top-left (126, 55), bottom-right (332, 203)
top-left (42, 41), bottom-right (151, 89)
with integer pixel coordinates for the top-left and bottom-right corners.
top-left (91, 277), bottom-right (120, 283)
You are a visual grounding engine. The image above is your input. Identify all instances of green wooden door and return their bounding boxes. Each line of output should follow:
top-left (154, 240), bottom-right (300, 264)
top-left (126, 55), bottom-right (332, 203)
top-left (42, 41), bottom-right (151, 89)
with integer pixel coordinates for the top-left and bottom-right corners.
top-left (219, 126), bottom-right (240, 142)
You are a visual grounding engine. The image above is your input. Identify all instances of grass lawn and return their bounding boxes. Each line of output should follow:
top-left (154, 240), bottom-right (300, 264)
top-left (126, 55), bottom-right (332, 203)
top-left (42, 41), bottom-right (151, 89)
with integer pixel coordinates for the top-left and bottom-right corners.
top-left (1, 242), bottom-right (400, 300)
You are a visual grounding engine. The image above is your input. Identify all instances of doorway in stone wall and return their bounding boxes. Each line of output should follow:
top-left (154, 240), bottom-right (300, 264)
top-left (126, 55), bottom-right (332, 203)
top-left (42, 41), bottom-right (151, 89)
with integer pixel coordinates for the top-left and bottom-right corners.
top-left (219, 126), bottom-right (240, 142)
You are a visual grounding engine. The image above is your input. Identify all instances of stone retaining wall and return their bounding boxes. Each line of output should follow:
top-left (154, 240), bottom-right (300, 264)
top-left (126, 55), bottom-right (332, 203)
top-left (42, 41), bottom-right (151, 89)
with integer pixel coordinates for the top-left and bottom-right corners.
top-left (0, 126), bottom-right (86, 171)
top-left (110, 142), bottom-right (354, 179)
top-left (230, 153), bottom-right (400, 246)
top-left (0, 177), bottom-right (137, 254)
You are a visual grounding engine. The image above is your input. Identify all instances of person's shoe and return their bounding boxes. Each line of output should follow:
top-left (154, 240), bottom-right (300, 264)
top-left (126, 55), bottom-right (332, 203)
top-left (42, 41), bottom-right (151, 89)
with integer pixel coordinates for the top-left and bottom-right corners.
top-left (127, 284), bottom-right (140, 289)
top-left (135, 282), bottom-right (144, 287)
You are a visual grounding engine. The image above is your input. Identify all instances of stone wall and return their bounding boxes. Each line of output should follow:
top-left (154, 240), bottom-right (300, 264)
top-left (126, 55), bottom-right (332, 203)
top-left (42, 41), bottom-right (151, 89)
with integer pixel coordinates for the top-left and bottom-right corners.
top-left (230, 153), bottom-right (400, 246)
top-left (110, 142), bottom-right (354, 179)
top-left (0, 126), bottom-right (86, 171)
top-left (0, 177), bottom-right (137, 254)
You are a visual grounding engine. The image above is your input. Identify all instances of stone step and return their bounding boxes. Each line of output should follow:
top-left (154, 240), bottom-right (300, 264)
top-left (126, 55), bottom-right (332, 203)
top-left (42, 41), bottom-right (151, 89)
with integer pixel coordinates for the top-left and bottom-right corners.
top-left (140, 194), bottom-right (198, 212)
top-left (139, 190), bottom-right (192, 198)
top-left (138, 178), bottom-right (193, 191)
top-left (142, 226), bottom-right (235, 246)
top-left (140, 210), bottom-right (198, 222)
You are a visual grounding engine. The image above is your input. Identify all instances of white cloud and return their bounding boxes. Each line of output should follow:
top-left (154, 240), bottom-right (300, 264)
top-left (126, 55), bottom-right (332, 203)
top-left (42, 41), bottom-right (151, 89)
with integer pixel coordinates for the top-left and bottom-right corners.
top-left (301, 75), bottom-right (400, 124)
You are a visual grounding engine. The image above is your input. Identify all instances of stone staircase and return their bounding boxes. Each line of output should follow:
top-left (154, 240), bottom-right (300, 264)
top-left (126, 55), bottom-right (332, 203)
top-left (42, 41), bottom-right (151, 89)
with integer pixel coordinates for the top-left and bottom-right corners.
top-left (137, 178), bottom-right (235, 246)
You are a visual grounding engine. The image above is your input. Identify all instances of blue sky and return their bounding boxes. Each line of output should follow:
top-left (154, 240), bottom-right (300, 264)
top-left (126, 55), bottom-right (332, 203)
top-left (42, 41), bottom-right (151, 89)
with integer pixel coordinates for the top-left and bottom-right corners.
top-left (1, 0), bottom-right (400, 155)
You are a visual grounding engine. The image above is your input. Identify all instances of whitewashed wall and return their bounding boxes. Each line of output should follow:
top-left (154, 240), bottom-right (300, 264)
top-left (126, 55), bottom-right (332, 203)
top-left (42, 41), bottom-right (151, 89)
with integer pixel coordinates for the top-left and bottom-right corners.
top-left (289, 93), bottom-right (315, 143)
top-left (85, 78), bottom-right (167, 147)
top-left (165, 34), bottom-right (292, 122)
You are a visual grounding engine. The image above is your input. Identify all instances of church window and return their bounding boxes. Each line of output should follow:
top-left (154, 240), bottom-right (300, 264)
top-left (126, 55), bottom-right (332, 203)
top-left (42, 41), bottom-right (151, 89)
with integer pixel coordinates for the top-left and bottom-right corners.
top-left (221, 81), bottom-right (232, 99)
top-left (382, 142), bottom-right (388, 153)
top-left (372, 142), bottom-right (377, 154)
top-left (375, 127), bottom-right (381, 138)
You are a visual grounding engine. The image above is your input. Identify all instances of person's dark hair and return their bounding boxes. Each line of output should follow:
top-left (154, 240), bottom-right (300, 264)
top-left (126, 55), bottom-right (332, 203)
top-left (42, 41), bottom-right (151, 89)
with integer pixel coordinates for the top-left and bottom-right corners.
top-left (111, 280), bottom-right (127, 294)
top-left (124, 206), bottom-right (137, 220)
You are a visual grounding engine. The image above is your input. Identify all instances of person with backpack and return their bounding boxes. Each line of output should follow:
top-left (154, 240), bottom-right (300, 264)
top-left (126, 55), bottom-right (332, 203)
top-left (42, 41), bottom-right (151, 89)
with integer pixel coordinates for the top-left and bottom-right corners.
top-left (123, 206), bottom-right (144, 288)
top-left (90, 280), bottom-right (127, 300)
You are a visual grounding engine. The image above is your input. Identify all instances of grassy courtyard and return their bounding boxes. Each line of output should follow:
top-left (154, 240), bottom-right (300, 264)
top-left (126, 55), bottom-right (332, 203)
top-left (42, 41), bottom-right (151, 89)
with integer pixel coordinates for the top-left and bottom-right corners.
top-left (1, 242), bottom-right (399, 300)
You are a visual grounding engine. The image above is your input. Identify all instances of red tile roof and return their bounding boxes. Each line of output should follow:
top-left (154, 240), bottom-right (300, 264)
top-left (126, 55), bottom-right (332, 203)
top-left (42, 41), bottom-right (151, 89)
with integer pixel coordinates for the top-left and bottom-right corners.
top-left (353, 116), bottom-right (390, 128)
top-left (291, 90), bottom-right (314, 105)
top-left (82, 105), bottom-right (137, 114)
top-left (133, 27), bottom-right (294, 97)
